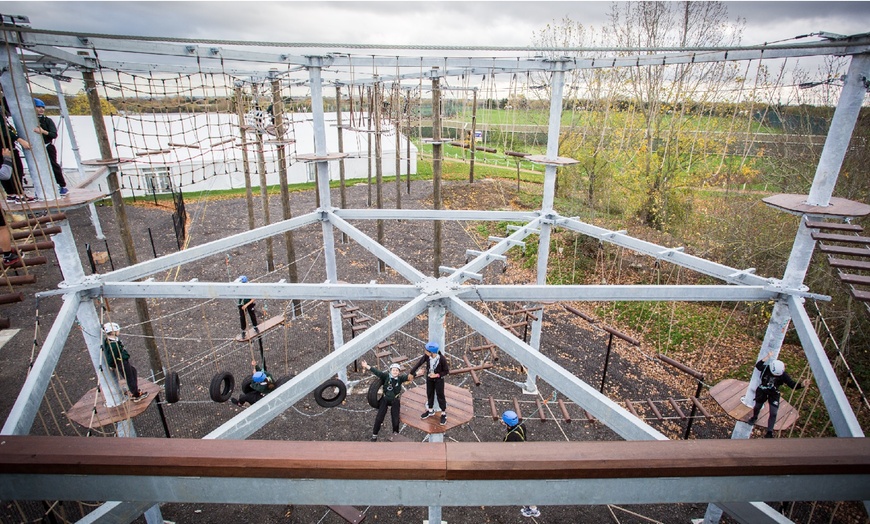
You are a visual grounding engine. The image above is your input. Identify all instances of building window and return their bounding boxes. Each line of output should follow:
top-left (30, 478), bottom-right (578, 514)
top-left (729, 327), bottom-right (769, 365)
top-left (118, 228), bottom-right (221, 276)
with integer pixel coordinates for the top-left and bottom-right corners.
top-left (143, 166), bottom-right (172, 194)
top-left (307, 162), bottom-right (331, 183)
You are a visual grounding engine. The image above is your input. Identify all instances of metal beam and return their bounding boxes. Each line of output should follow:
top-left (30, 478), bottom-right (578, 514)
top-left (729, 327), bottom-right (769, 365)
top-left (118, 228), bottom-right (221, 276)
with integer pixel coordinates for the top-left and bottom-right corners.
top-left (332, 208), bottom-right (539, 222)
top-left (95, 282), bottom-right (420, 301)
top-left (449, 217), bottom-right (542, 283)
top-left (328, 212), bottom-right (427, 282)
top-left (462, 284), bottom-right (778, 302)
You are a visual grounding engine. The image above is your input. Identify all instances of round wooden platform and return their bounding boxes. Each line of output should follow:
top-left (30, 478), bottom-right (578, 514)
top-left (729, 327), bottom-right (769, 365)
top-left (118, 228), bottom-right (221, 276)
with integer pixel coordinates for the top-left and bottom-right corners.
top-left (709, 378), bottom-right (799, 431)
top-left (400, 383), bottom-right (474, 434)
top-left (763, 194), bottom-right (870, 218)
top-left (65, 379), bottom-right (160, 429)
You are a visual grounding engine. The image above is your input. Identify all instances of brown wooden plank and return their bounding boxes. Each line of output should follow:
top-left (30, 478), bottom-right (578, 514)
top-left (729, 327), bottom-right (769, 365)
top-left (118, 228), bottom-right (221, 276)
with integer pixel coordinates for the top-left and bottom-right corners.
top-left (805, 220), bottom-right (863, 232)
top-left (0, 274), bottom-right (37, 286)
top-left (557, 399), bottom-right (571, 423)
top-left (13, 226), bottom-right (60, 240)
top-left (625, 400), bottom-right (639, 418)
top-left (669, 397), bottom-right (687, 420)
top-left (646, 400), bottom-right (663, 420)
top-left (376, 341), bottom-right (395, 349)
top-left (851, 285), bottom-right (870, 302)
top-left (839, 272), bottom-right (870, 285)
top-left (2, 255), bottom-right (47, 269)
top-left (400, 383), bottom-right (474, 434)
top-left (331, 302), bottom-right (348, 309)
top-left (374, 351), bottom-right (391, 359)
top-left (16, 241), bottom-right (54, 252)
top-left (828, 257), bottom-right (870, 271)
top-left (66, 380), bottom-right (161, 429)
top-left (391, 355), bottom-right (408, 364)
top-left (328, 505), bottom-right (366, 524)
top-left (344, 306), bottom-right (360, 313)
top-left (0, 292), bottom-right (23, 305)
top-left (535, 398), bottom-right (546, 422)
top-left (235, 314), bottom-right (285, 342)
top-left (7, 212), bottom-right (67, 229)
top-left (812, 232), bottom-right (870, 244)
top-left (818, 243), bottom-right (870, 257)
top-left (341, 312), bottom-right (359, 320)
top-left (470, 343), bottom-right (496, 351)
top-left (691, 397), bottom-right (712, 418)
top-left (488, 396), bottom-right (498, 420)
top-left (351, 324), bottom-right (369, 333)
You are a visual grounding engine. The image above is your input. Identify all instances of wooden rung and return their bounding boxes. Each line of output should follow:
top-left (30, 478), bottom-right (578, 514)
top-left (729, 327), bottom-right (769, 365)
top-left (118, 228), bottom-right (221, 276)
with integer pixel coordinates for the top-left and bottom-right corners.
top-left (332, 302), bottom-right (348, 308)
top-left (0, 292), bottom-right (24, 305)
top-left (0, 274), bottom-right (36, 286)
top-left (344, 306), bottom-right (360, 313)
top-left (328, 505), bottom-right (366, 524)
top-left (839, 272), bottom-right (870, 285)
top-left (500, 320), bottom-right (530, 329)
top-left (391, 355), bottom-right (408, 363)
top-left (374, 351), bottom-right (391, 359)
top-left (811, 232), bottom-right (870, 245)
top-left (669, 397), bottom-right (687, 420)
top-left (12, 226), bottom-right (60, 240)
top-left (646, 399), bottom-right (663, 420)
top-left (850, 285), bottom-right (870, 302)
top-left (584, 410), bottom-right (596, 423)
top-left (341, 313), bottom-right (359, 320)
top-left (0, 318), bottom-right (9, 329)
top-left (512, 398), bottom-right (522, 420)
top-left (818, 243), bottom-right (870, 257)
top-left (535, 398), bottom-right (546, 422)
top-left (8, 212), bottom-right (66, 229)
top-left (376, 341), bottom-right (395, 349)
top-left (828, 257), bottom-right (870, 271)
top-left (625, 400), bottom-right (639, 418)
top-left (508, 306), bottom-right (543, 315)
top-left (463, 355), bottom-right (480, 386)
top-left (3, 256), bottom-right (47, 269)
top-left (489, 396), bottom-right (498, 420)
top-left (17, 241), bottom-right (54, 253)
top-left (471, 343), bottom-right (496, 351)
top-left (557, 399), bottom-right (571, 423)
top-left (351, 324), bottom-right (369, 333)
top-left (805, 220), bottom-right (863, 232)
top-left (691, 397), bottom-right (712, 418)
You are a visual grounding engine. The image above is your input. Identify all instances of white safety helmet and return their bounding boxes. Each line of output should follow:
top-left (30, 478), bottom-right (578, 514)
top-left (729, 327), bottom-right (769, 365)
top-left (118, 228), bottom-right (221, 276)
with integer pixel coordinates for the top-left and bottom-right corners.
top-left (389, 363), bottom-right (401, 371)
top-left (103, 322), bottom-right (121, 334)
top-left (769, 359), bottom-right (785, 376)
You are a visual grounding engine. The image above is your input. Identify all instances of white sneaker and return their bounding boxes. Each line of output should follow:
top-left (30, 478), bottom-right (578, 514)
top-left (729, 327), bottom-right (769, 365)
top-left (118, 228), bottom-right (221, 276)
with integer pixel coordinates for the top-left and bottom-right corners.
top-left (521, 506), bottom-right (540, 518)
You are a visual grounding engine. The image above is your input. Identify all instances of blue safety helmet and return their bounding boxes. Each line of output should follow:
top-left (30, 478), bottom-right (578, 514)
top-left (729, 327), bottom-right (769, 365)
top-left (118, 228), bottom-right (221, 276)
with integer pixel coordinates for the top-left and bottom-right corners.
top-left (33, 98), bottom-right (45, 108)
top-left (238, 275), bottom-right (248, 283)
top-left (425, 341), bottom-right (439, 353)
top-left (252, 371), bottom-right (267, 383)
top-left (502, 410), bottom-right (519, 427)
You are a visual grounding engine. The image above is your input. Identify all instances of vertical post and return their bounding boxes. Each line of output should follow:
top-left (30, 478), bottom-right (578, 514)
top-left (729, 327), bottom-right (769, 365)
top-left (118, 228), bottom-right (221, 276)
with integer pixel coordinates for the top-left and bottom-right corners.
top-left (406, 88), bottom-right (412, 195)
top-left (599, 333), bottom-right (614, 393)
top-left (53, 74), bottom-right (105, 239)
top-left (427, 299), bottom-right (446, 524)
top-left (271, 73), bottom-right (302, 317)
top-left (374, 82), bottom-right (386, 273)
top-left (234, 84), bottom-right (256, 231)
top-left (253, 106), bottom-right (275, 273)
top-left (469, 87), bottom-right (478, 183)
top-left (82, 67), bottom-right (164, 381)
top-left (366, 86), bottom-right (373, 207)
top-left (393, 83), bottom-right (402, 210)
top-left (335, 85), bottom-right (348, 243)
top-left (683, 380), bottom-right (704, 440)
top-left (309, 58), bottom-right (347, 383)
top-left (432, 69), bottom-right (443, 277)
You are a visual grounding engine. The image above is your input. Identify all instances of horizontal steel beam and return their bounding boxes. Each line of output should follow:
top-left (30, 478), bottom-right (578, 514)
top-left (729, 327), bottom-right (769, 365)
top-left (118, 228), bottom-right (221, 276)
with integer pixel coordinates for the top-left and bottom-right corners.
top-left (463, 284), bottom-right (779, 302)
top-left (332, 208), bottom-right (539, 222)
top-left (95, 282), bottom-right (420, 301)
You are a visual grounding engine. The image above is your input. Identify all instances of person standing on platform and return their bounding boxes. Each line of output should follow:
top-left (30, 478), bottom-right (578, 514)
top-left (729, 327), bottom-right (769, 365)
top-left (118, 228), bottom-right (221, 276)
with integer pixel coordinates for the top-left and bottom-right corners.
top-left (409, 341), bottom-right (449, 426)
top-left (501, 410), bottom-right (540, 518)
top-left (0, 148), bottom-right (20, 267)
top-left (102, 322), bottom-right (148, 402)
top-left (361, 360), bottom-right (409, 441)
top-left (32, 98), bottom-right (68, 196)
top-left (0, 97), bottom-right (32, 202)
top-left (748, 351), bottom-right (810, 438)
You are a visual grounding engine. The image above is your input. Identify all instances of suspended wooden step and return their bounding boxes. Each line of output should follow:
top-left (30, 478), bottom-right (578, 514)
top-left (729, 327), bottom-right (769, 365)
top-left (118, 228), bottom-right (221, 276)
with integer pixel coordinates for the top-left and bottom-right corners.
top-left (3, 256), bottom-right (47, 270)
top-left (849, 285), bottom-right (870, 302)
top-left (12, 226), bottom-right (60, 240)
top-left (811, 232), bottom-right (870, 245)
top-left (8, 213), bottom-right (67, 229)
top-left (818, 243), bottom-right (870, 257)
top-left (0, 274), bottom-right (36, 287)
top-left (0, 292), bottom-right (23, 305)
top-left (327, 506), bottom-right (365, 524)
top-left (838, 272), bottom-right (870, 285)
top-left (828, 256), bottom-right (870, 271)
top-left (66, 379), bottom-right (160, 429)
top-left (805, 219), bottom-right (863, 232)
top-left (400, 383), bottom-right (473, 435)
top-left (17, 241), bottom-right (54, 253)
top-left (709, 378), bottom-right (799, 431)
top-left (235, 314), bottom-right (286, 342)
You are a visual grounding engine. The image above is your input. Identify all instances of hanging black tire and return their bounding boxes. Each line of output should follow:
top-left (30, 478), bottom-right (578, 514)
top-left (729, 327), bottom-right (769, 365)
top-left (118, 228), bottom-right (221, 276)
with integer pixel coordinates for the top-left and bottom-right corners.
top-left (164, 371), bottom-right (180, 404)
top-left (210, 371), bottom-right (235, 403)
top-left (367, 377), bottom-right (384, 409)
top-left (312, 378), bottom-right (347, 408)
top-left (241, 375), bottom-right (254, 394)
top-left (275, 374), bottom-right (294, 388)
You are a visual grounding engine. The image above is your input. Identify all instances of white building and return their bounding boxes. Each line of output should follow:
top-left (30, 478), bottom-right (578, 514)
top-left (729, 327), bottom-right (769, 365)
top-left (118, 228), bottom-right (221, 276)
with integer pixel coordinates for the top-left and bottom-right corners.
top-left (50, 112), bottom-right (417, 198)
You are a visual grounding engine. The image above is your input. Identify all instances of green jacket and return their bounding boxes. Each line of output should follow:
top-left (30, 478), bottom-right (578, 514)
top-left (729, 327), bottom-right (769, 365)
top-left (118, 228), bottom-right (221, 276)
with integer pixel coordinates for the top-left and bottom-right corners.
top-left (102, 338), bottom-right (130, 369)
top-left (251, 365), bottom-right (275, 394)
top-left (369, 367), bottom-right (409, 402)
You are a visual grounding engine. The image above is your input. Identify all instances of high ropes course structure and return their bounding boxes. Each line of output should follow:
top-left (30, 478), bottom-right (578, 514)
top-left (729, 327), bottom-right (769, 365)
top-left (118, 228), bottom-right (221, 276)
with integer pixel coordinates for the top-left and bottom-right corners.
top-left (1, 13), bottom-right (870, 524)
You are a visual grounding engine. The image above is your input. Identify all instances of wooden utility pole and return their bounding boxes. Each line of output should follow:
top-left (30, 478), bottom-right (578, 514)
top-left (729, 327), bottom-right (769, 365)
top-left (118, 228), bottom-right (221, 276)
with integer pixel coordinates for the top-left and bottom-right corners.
top-left (469, 87), bottom-right (478, 183)
top-left (253, 87), bottom-right (275, 272)
top-left (234, 86), bottom-right (256, 231)
top-left (366, 86), bottom-right (373, 207)
top-left (406, 89), bottom-right (412, 195)
top-left (432, 70), bottom-right (443, 277)
top-left (393, 83), bottom-right (402, 210)
top-left (374, 83), bottom-right (386, 273)
top-left (271, 74), bottom-right (302, 316)
top-left (83, 68), bottom-right (163, 381)
top-left (335, 85), bottom-right (348, 243)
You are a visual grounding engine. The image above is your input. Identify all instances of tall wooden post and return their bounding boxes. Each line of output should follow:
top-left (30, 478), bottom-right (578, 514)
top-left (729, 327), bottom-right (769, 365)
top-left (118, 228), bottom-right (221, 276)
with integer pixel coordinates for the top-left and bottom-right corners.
top-left (234, 85), bottom-right (256, 231)
top-left (82, 68), bottom-right (164, 381)
top-left (406, 88), bottom-right (412, 195)
top-left (271, 74), bottom-right (302, 317)
top-left (335, 85), bottom-right (348, 243)
top-left (393, 83), bottom-right (402, 210)
top-left (432, 69), bottom-right (443, 277)
top-left (254, 125), bottom-right (275, 272)
top-left (366, 86), bottom-right (373, 207)
top-left (469, 87), bottom-right (478, 183)
top-left (374, 83), bottom-right (386, 273)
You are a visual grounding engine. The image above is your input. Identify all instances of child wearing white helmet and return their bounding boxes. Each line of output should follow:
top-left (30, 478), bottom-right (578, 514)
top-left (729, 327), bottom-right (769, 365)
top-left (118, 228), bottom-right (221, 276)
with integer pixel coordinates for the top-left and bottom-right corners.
top-left (102, 322), bottom-right (148, 402)
top-left (409, 341), bottom-right (450, 426)
top-left (748, 350), bottom-right (810, 438)
top-left (361, 360), bottom-right (411, 441)
top-left (501, 410), bottom-right (540, 518)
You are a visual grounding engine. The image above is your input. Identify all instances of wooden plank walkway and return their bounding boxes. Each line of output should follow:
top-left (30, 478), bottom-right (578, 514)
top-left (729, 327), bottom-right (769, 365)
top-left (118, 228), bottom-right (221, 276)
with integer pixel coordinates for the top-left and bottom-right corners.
top-left (709, 378), bottom-right (799, 431)
top-left (236, 314), bottom-right (285, 342)
top-left (400, 383), bottom-right (474, 434)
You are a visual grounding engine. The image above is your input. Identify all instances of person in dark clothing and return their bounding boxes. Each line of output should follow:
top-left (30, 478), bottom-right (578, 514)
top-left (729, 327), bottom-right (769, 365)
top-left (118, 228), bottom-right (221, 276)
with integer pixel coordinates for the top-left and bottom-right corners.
top-left (501, 410), bottom-right (540, 518)
top-left (102, 322), bottom-right (148, 402)
top-left (748, 351), bottom-right (810, 438)
top-left (32, 98), bottom-right (68, 196)
top-left (0, 148), bottom-right (20, 267)
top-left (232, 359), bottom-right (275, 407)
top-left (236, 275), bottom-right (260, 336)
top-left (361, 360), bottom-right (410, 441)
top-left (409, 341), bottom-right (449, 426)
top-left (0, 98), bottom-right (32, 201)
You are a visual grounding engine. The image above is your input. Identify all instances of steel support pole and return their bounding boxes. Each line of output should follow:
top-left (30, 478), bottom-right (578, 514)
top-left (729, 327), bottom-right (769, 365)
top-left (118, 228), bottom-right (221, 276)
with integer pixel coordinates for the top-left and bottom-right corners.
top-left (427, 301), bottom-right (446, 524)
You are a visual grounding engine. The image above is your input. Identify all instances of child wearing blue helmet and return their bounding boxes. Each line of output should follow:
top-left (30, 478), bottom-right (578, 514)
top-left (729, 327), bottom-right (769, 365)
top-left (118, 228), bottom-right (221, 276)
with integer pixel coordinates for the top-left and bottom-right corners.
top-left (502, 410), bottom-right (539, 518)
top-left (232, 359), bottom-right (274, 406)
top-left (409, 341), bottom-right (450, 425)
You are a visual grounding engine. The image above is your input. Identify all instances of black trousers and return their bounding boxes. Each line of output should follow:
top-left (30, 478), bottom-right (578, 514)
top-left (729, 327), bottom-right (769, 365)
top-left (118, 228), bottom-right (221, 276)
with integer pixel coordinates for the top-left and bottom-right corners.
top-left (45, 143), bottom-right (66, 187)
top-left (752, 387), bottom-right (780, 433)
top-left (425, 377), bottom-right (446, 412)
top-left (373, 396), bottom-right (401, 435)
top-left (114, 359), bottom-right (141, 397)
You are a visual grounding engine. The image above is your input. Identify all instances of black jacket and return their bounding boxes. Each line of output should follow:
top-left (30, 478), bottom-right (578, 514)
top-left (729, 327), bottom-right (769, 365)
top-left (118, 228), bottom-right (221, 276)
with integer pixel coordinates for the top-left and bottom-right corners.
top-left (409, 352), bottom-right (449, 379)
top-left (755, 359), bottom-right (802, 391)
top-left (37, 114), bottom-right (58, 143)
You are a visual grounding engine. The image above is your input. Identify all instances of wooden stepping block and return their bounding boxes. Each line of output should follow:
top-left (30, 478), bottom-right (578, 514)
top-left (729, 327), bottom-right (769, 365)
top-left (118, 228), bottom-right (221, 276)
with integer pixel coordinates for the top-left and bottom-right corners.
top-left (328, 505), bottom-right (365, 524)
top-left (235, 314), bottom-right (285, 342)
top-left (828, 257), bottom-right (870, 271)
top-left (66, 379), bottom-right (160, 429)
top-left (811, 232), bottom-right (870, 245)
top-left (400, 383), bottom-right (474, 434)
top-left (818, 243), bottom-right (870, 257)
top-left (805, 220), bottom-right (863, 232)
top-left (709, 378), bottom-right (799, 431)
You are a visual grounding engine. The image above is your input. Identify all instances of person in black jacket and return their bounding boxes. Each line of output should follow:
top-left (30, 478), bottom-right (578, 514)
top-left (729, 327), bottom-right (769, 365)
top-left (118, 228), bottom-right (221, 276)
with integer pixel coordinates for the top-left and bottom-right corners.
top-left (409, 341), bottom-right (449, 426)
top-left (361, 360), bottom-right (410, 441)
top-left (0, 97), bottom-right (31, 201)
top-left (748, 351), bottom-right (810, 438)
top-left (502, 410), bottom-right (540, 518)
top-left (32, 98), bottom-right (67, 196)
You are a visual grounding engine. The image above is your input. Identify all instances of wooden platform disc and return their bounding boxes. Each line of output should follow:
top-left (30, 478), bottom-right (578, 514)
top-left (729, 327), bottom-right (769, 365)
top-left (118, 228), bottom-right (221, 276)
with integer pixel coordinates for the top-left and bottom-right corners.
top-left (80, 157), bottom-right (135, 166)
top-left (526, 154), bottom-right (580, 166)
top-left (763, 194), bottom-right (870, 218)
top-left (709, 378), bottom-right (799, 431)
top-left (295, 152), bottom-right (349, 162)
top-left (66, 379), bottom-right (160, 429)
top-left (400, 383), bottom-right (474, 434)
top-left (235, 314), bottom-right (285, 342)
top-left (2, 188), bottom-right (107, 213)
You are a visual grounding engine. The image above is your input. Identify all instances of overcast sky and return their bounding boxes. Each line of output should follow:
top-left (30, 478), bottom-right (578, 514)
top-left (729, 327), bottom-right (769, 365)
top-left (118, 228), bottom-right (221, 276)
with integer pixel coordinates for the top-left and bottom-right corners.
top-left (1, 1), bottom-right (868, 49)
